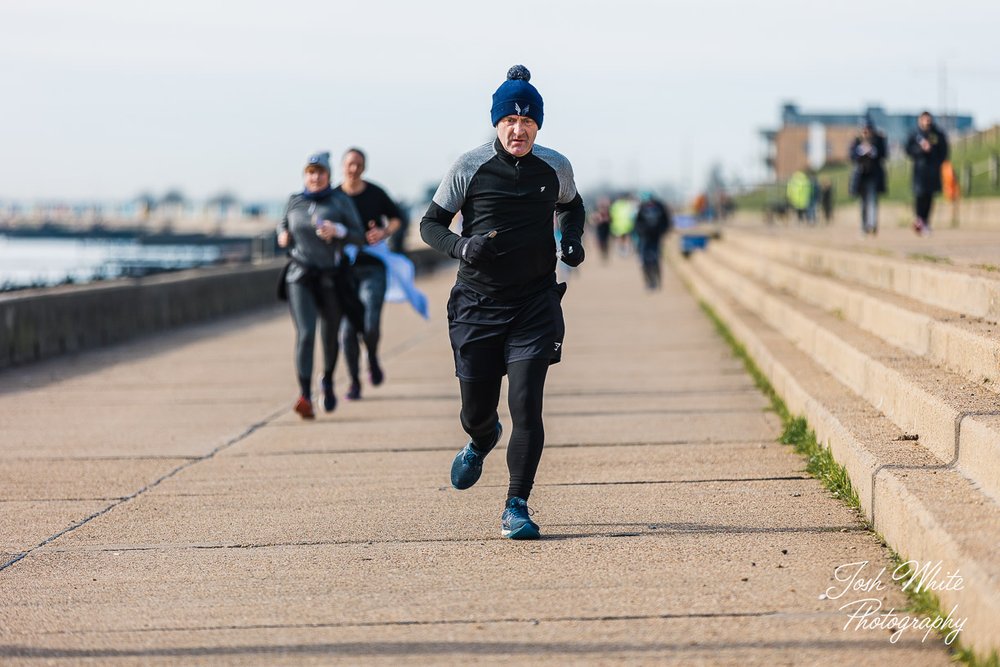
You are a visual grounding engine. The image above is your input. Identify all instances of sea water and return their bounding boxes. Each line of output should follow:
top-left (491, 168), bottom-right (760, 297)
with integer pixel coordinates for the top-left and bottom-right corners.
top-left (0, 235), bottom-right (223, 290)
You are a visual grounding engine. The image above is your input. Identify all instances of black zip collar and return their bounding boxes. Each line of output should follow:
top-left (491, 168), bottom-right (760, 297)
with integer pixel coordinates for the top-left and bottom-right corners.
top-left (494, 137), bottom-right (533, 164)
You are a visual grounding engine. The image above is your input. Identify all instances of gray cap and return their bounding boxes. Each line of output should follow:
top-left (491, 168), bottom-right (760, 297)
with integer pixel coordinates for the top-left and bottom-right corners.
top-left (306, 151), bottom-right (331, 172)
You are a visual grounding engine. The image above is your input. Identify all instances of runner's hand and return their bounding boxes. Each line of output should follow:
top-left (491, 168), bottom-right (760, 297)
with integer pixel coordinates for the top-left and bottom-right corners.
top-left (366, 221), bottom-right (388, 245)
top-left (316, 221), bottom-right (348, 241)
top-left (455, 234), bottom-right (498, 265)
top-left (560, 240), bottom-right (585, 267)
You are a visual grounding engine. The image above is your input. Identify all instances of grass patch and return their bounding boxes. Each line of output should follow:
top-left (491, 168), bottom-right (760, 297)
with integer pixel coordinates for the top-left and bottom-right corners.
top-left (697, 298), bottom-right (998, 665)
top-left (908, 252), bottom-right (953, 265)
top-left (972, 263), bottom-right (1000, 273)
top-left (780, 416), bottom-right (858, 506)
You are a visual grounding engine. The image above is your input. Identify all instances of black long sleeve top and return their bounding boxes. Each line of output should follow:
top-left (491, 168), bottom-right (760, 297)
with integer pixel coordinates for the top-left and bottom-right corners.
top-left (420, 138), bottom-right (585, 301)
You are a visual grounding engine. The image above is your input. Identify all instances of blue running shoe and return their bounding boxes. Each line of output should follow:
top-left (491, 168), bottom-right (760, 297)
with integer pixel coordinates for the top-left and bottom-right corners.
top-left (450, 422), bottom-right (502, 490)
top-left (501, 497), bottom-right (540, 540)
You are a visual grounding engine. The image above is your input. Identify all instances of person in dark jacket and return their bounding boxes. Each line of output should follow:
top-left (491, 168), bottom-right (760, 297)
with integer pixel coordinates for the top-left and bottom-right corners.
top-left (420, 65), bottom-right (585, 540)
top-left (905, 111), bottom-right (949, 236)
top-left (633, 191), bottom-right (672, 290)
top-left (589, 197), bottom-right (612, 262)
top-left (849, 118), bottom-right (889, 235)
top-left (277, 152), bottom-right (365, 419)
top-left (335, 147), bottom-right (403, 401)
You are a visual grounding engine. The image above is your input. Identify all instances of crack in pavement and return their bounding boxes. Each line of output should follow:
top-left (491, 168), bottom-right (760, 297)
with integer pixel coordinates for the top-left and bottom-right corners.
top-left (34, 523), bottom-right (865, 555)
top-left (225, 438), bottom-right (780, 458)
top-left (0, 407), bottom-right (287, 575)
top-left (546, 475), bottom-right (810, 486)
top-left (264, 406), bottom-right (772, 427)
top-left (547, 387), bottom-right (760, 398)
top-left (0, 497), bottom-right (126, 503)
top-left (1, 455), bottom-right (200, 463)
top-left (137, 475), bottom-right (813, 499)
top-left (14, 610), bottom-right (784, 639)
top-left (0, 326), bottom-right (444, 575)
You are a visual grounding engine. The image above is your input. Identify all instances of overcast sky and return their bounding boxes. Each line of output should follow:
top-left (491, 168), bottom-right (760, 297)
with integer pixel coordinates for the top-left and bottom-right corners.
top-left (3, 0), bottom-right (999, 205)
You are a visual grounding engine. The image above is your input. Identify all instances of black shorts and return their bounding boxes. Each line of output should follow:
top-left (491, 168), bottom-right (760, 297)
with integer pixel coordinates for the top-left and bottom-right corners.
top-left (447, 281), bottom-right (567, 381)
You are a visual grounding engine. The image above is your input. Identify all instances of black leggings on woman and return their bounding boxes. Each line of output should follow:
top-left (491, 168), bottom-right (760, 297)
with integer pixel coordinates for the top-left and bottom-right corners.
top-left (459, 358), bottom-right (550, 501)
top-left (287, 280), bottom-right (343, 398)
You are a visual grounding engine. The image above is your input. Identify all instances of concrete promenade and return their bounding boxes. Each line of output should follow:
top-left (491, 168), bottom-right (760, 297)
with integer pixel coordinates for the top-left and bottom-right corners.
top-left (0, 255), bottom-right (951, 664)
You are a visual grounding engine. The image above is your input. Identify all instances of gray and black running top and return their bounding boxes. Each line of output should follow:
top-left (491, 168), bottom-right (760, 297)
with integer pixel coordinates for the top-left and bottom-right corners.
top-left (420, 138), bottom-right (585, 301)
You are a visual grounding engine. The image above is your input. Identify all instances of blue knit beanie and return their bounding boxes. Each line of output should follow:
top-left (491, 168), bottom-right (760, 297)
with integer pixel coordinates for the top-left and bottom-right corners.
top-left (491, 65), bottom-right (544, 129)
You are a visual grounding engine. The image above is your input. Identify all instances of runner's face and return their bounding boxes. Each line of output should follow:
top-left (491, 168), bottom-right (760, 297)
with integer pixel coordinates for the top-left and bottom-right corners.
top-left (304, 166), bottom-right (330, 192)
top-left (919, 114), bottom-right (933, 131)
top-left (496, 115), bottom-right (538, 157)
top-left (342, 151), bottom-right (365, 182)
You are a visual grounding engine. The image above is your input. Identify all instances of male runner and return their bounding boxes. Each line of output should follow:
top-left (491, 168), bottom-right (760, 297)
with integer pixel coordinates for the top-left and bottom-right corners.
top-left (420, 65), bottom-right (585, 539)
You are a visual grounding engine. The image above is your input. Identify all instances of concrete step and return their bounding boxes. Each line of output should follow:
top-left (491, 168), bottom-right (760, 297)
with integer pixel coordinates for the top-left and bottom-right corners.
top-left (725, 228), bottom-right (1000, 320)
top-left (707, 239), bottom-right (1000, 390)
top-left (669, 249), bottom-right (1000, 656)
top-left (687, 243), bottom-right (1000, 506)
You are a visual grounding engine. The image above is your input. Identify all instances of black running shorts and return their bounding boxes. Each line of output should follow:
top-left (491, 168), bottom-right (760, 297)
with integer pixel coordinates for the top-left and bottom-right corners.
top-left (446, 281), bottom-right (567, 381)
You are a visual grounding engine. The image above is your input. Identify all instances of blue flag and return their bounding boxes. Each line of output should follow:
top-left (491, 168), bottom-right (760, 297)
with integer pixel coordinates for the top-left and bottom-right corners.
top-left (348, 241), bottom-right (429, 319)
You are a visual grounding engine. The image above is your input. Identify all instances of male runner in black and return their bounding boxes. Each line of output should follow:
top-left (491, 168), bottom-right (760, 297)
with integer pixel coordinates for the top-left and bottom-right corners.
top-left (420, 65), bottom-right (585, 539)
top-left (334, 147), bottom-right (402, 399)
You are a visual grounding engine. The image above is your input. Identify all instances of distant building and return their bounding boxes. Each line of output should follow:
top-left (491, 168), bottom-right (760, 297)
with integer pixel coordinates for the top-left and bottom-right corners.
top-left (761, 102), bottom-right (975, 181)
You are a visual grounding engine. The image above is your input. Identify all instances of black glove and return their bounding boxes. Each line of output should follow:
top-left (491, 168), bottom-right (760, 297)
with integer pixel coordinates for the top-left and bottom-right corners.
top-left (455, 234), bottom-right (498, 265)
top-left (560, 239), bottom-right (585, 267)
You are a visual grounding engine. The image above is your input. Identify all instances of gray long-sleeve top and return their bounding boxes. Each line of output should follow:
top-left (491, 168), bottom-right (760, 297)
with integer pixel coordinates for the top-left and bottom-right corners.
top-left (277, 190), bottom-right (365, 283)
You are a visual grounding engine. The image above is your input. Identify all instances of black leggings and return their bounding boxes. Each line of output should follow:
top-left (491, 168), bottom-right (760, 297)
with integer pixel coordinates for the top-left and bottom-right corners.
top-left (459, 358), bottom-right (549, 501)
top-left (915, 193), bottom-right (934, 224)
top-left (288, 281), bottom-right (343, 398)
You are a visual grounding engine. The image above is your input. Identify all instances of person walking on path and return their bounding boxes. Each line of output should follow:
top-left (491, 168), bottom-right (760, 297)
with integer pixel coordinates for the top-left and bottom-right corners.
top-left (335, 148), bottom-right (404, 400)
top-left (819, 179), bottom-right (835, 224)
top-left (420, 65), bottom-right (585, 540)
top-left (849, 118), bottom-right (888, 235)
top-left (633, 191), bottom-right (672, 290)
top-left (787, 170), bottom-right (812, 223)
top-left (905, 111), bottom-right (949, 236)
top-left (609, 194), bottom-right (636, 256)
top-left (589, 197), bottom-right (612, 262)
top-left (805, 170), bottom-right (820, 225)
top-left (277, 152), bottom-right (365, 419)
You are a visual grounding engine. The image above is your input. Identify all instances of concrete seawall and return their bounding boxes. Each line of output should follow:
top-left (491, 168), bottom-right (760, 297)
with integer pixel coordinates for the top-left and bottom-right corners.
top-left (0, 249), bottom-right (444, 371)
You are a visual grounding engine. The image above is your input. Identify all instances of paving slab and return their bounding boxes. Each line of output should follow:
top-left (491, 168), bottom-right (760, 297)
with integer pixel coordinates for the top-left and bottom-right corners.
top-left (0, 258), bottom-right (954, 663)
top-left (0, 499), bottom-right (110, 554)
top-left (0, 531), bottom-right (903, 632)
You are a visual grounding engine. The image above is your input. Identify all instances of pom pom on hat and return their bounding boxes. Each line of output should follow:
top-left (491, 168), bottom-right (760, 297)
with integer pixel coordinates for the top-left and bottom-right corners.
top-left (506, 65), bottom-right (531, 81)
top-left (491, 64), bottom-right (544, 128)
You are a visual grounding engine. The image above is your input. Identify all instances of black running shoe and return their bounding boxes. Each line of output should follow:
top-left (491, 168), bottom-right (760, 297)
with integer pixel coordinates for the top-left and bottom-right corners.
top-left (369, 358), bottom-right (384, 386)
top-left (321, 377), bottom-right (336, 413)
top-left (346, 380), bottom-right (362, 401)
